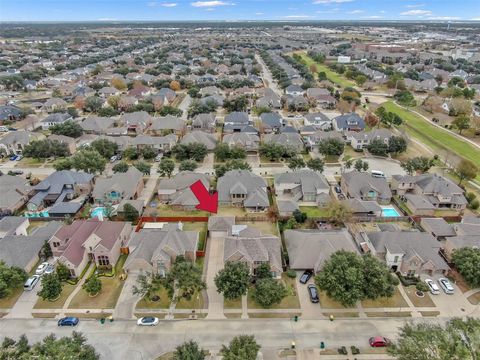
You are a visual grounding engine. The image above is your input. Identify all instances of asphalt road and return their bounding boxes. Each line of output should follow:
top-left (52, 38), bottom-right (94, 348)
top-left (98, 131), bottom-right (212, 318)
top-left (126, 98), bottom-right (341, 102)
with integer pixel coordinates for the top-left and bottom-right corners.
top-left (0, 317), bottom-right (444, 360)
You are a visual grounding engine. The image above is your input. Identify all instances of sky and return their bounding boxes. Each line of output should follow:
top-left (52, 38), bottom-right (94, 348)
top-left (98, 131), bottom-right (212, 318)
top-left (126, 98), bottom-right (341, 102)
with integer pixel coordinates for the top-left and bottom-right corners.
top-left (1, 0), bottom-right (479, 22)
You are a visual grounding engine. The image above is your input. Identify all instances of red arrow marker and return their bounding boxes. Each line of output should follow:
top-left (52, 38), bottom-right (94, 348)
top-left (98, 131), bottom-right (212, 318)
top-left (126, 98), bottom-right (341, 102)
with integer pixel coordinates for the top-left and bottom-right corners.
top-left (190, 180), bottom-right (218, 214)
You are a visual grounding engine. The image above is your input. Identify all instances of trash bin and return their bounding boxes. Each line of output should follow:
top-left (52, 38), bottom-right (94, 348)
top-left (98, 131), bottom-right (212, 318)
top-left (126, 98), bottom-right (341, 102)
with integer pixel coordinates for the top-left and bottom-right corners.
top-left (100, 318), bottom-right (105, 324)
top-left (320, 341), bottom-right (325, 349)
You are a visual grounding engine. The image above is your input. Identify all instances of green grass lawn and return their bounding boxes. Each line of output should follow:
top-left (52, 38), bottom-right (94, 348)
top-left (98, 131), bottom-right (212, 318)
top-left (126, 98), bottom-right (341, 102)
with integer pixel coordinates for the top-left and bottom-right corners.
top-left (299, 206), bottom-right (329, 218)
top-left (319, 291), bottom-right (349, 309)
top-left (154, 204), bottom-right (209, 217)
top-left (296, 52), bottom-right (356, 88)
top-left (247, 275), bottom-right (300, 309)
top-left (0, 287), bottom-right (23, 309)
top-left (175, 291), bottom-right (205, 309)
top-left (237, 221), bottom-right (279, 236)
top-left (216, 206), bottom-right (246, 217)
top-left (361, 287), bottom-right (408, 308)
top-left (135, 287), bottom-right (171, 309)
top-left (34, 283), bottom-right (77, 309)
top-left (224, 297), bottom-right (242, 309)
top-left (383, 102), bottom-right (480, 176)
top-left (403, 286), bottom-right (435, 308)
top-left (68, 276), bottom-right (124, 309)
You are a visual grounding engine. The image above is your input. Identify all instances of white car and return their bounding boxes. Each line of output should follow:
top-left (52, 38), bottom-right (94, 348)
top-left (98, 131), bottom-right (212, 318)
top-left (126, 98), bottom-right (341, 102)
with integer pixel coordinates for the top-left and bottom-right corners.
top-left (425, 278), bottom-right (440, 295)
top-left (35, 262), bottom-right (50, 275)
top-left (439, 278), bottom-right (454, 294)
top-left (154, 154), bottom-right (163, 162)
top-left (110, 155), bottom-right (118, 163)
top-left (44, 264), bottom-right (55, 275)
top-left (137, 317), bottom-right (159, 326)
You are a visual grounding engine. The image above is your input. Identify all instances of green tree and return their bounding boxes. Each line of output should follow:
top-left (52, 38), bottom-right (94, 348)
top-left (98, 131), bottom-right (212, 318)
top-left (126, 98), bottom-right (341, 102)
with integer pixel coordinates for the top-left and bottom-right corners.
top-left (66, 149), bottom-right (107, 174)
top-left (0, 262), bottom-right (28, 299)
top-left (215, 144), bottom-right (246, 162)
top-left (56, 263), bottom-right (71, 282)
top-left (456, 159), bottom-right (478, 185)
top-left (40, 240), bottom-right (53, 260)
top-left (123, 203), bottom-right (139, 222)
top-left (306, 158), bottom-right (324, 173)
top-left (253, 278), bottom-right (287, 308)
top-left (452, 247), bottom-right (480, 287)
top-left (255, 263), bottom-right (272, 279)
top-left (132, 272), bottom-right (163, 301)
top-left (401, 156), bottom-right (434, 175)
top-left (288, 157), bottom-right (305, 171)
top-left (134, 161), bottom-right (151, 175)
top-left (98, 106), bottom-right (119, 117)
top-left (83, 275), bottom-right (102, 296)
top-left (179, 160), bottom-right (198, 171)
top-left (354, 159), bottom-right (368, 172)
top-left (293, 209), bottom-right (307, 223)
top-left (23, 139), bottom-right (69, 159)
top-left (327, 202), bottom-right (352, 226)
top-left (172, 143), bottom-right (208, 162)
top-left (394, 90), bottom-right (416, 107)
top-left (367, 138), bottom-right (389, 156)
top-left (38, 273), bottom-right (62, 301)
top-left (452, 115), bottom-right (470, 135)
top-left (49, 121), bottom-right (83, 138)
top-left (84, 96), bottom-right (104, 112)
top-left (221, 335), bottom-right (261, 360)
top-left (317, 138), bottom-right (344, 156)
top-left (214, 262), bottom-right (250, 300)
top-left (173, 341), bottom-right (205, 360)
top-left (362, 254), bottom-right (396, 299)
top-left (165, 257), bottom-right (206, 301)
top-left (223, 96), bottom-right (248, 112)
top-left (388, 136), bottom-right (407, 154)
top-left (141, 146), bottom-right (156, 160)
top-left (158, 158), bottom-right (175, 178)
top-left (123, 147), bottom-right (139, 160)
top-left (355, 74), bottom-right (367, 86)
top-left (112, 162), bottom-right (129, 173)
top-left (90, 139), bottom-right (118, 159)
top-left (214, 160), bottom-right (251, 178)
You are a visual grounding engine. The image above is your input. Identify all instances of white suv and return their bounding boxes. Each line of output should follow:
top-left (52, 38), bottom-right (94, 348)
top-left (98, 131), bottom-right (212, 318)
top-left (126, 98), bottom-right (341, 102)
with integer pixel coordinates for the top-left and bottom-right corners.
top-left (425, 278), bottom-right (440, 295)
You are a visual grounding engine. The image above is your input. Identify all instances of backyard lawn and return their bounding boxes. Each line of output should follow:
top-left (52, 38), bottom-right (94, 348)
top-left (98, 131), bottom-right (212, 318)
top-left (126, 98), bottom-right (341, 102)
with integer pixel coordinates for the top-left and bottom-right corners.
top-left (361, 287), bottom-right (408, 308)
top-left (152, 204), bottom-right (209, 217)
top-left (34, 283), bottom-right (77, 309)
top-left (216, 206), bottom-right (246, 217)
top-left (299, 206), bottom-right (329, 218)
top-left (182, 222), bottom-right (207, 250)
top-left (237, 221), bottom-right (279, 236)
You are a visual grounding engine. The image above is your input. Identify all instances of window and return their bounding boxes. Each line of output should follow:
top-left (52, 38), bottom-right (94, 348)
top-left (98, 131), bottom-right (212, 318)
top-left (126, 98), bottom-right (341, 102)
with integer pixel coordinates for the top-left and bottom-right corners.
top-left (52, 242), bottom-right (60, 248)
top-left (394, 256), bottom-right (399, 263)
top-left (97, 256), bottom-right (110, 266)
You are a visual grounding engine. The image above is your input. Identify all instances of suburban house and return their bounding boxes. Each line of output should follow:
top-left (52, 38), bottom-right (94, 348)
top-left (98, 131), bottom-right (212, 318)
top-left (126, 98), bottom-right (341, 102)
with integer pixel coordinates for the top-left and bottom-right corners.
top-left (263, 133), bottom-right (304, 152)
top-left (207, 216), bottom-right (236, 237)
top-left (217, 170), bottom-right (269, 211)
top-left (333, 113), bottom-right (365, 132)
top-left (158, 171), bottom-right (211, 210)
top-left (303, 112), bottom-right (332, 130)
top-left (40, 113), bottom-right (73, 130)
top-left (180, 131), bottom-right (217, 151)
top-left (222, 132), bottom-right (260, 152)
top-left (150, 115), bottom-right (186, 136)
top-left (304, 131), bottom-right (343, 151)
top-left (0, 216), bottom-right (29, 238)
top-left (358, 231), bottom-right (449, 276)
top-left (223, 112), bottom-right (250, 133)
top-left (341, 171), bottom-right (392, 204)
top-left (124, 222), bottom-right (198, 276)
top-left (224, 224), bottom-right (282, 278)
top-left (0, 105), bottom-right (22, 122)
top-left (391, 174), bottom-right (468, 213)
top-left (47, 134), bottom-right (76, 154)
top-left (42, 98), bottom-right (67, 113)
top-left (285, 229), bottom-right (358, 272)
top-left (1, 175), bottom-right (32, 216)
top-left (420, 217), bottom-right (457, 240)
top-left (27, 171), bottom-right (94, 215)
top-left (274, 170), bottom-right (330, 206)
top-left (0, 131), bottom-right (43, 155)
top-left (119, 111), bottom-right (151, 134)
top-left (260, 112), bottom-right (283, 133)
top-left (80, 116), bottom-right (115, 134)
top-left (49, 219), bottom-right (132, 277)
top-left (341, 198), bottom-right (382, 217)
top-left (285, 84), bottom-right (304, 96)
top-left (192, 113), bottom-right (216, 133)
top-left (92, 167), bottom-right (144, 205)
top-left (0, 221), bottom-right (62, 272)
top-left (131, 134), bottom-right (177, 152)
top-left (345, 129), bottom-right (394, 150)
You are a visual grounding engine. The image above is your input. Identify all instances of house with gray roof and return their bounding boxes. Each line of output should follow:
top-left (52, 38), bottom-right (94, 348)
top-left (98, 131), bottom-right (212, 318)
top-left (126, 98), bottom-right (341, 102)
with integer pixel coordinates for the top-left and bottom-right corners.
top-left (223, 112), bottom-right (250, 133)
top-left (341, 171), bottom-right (392, 204)
top-left (192, 113), bottom-right (216, 133)
top-left (333, 113), bottom-right (365, 132)
top-left (217, 170), bottom-right (269, 211)
top-left (0, 105), bottom-right (22, 122)
top-left (304, 130), bottom-right (343, 151)
top-left (208, 216), bottom-right (236, 237)
top-left (391, 173), bottom-right (467, 213)
top-left (420, 218), bottom-right (456, 240)
top-left (0, 175), bottom-right (32, 215)
top-left (274, 170), bottom-right (330, 205)
top-left (180, 131), bottom-right (217, 151)
top-left (0, 130), bottom-right (43, 155)
top-left (222, 132), bottom-right (259, 152)
top-left (285, 229), bottom-right (358, 272)
top-left (358, 231), bottom-right (449, 276)
top-left (119, 111), bottom-right (151, 134)
top-left (40, 113), bottom-right (73, 130)
top-left (131, 134), bottom-right (177, 152)
top-left (303, 112), bottom-right (332, 130)
top-left (124, 223), bottom-right (198, 275)
top-left (263, 133), bottom-right (304, 152)
top-left (0, 216), bottom-right (29, 238)
top-left (80, 116), bottom-right (115, 134)
top-left (158, 171), bottom-right (211, 210)
top-left (345, 129), bottom-right (394, 150)
top-left (93, 167), bottom-right (144, 206)
top-left (260, 112), bottom-right (283, 133)
top-left (341, 198), bottom-right (382, 217)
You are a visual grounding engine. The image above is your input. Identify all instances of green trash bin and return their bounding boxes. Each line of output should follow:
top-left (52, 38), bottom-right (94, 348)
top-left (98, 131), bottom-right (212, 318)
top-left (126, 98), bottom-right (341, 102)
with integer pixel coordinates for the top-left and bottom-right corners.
top-left (320, 341), bottom-right (325, 349)
top-left (100, 318), bottom-right (105, 324)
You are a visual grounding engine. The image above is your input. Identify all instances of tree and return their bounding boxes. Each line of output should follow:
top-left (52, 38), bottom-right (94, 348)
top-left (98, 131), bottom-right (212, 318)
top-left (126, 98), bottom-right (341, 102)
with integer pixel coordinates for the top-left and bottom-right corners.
top-left (173, 341), bottom-right (205, 360)
top-left (91, 139), bottom-right (118, 159)
top-left (158, 158), bottom-right (175, 178)
top-left (215, 144), bottom-right (246, 162)
top-left (214, 160), bottom-right (251, 178)
top-left (169, 80), bottom-right (181, 91)
top-left (306, 158), bottom-right (325, 173)
top-left (98, 106), bottom-right (119, 117)
top-left (112, 162), bottom-right (129, 173)
top-left (0, 262), bottom-right (27, 299)
top-left (401, 156), bottom-right (434, 175)
top-left (164, 257), bottom-right (206, 301)
top-left (388, 318), bottom-right (480, 360)
top-left (317, 138), bottom-right (344, 156)
top-left (214, 262), bottom-right (250, 300)
top-left (367, 138), bottom-right (389, 156)
top-left (60, 149), bottom-right (107, 174)
top-left (50, 121), bottom-right (83, 138)
top-left (40, 240), bottom-right (53, 260)
top-left (288, 157), bottom-right (305, 171)
top-left (365, 112), bottom-right (379, 128)
top-left (0, 332), bottom-right (100, 360)
top-left (452, 115), bottom-right (470, 135)
top-left (24, 140), bottom-right (69, 159)
top-left (134, 161), bottom-right (151, 175)
top-left (456, 159), bottom-right (478, 185)
top-left (252, 278), bottom-right (287, 308)
top-left (132, 272), bottom-right (163, 301)
top-left (394, 90), bottom-right (416, 107)
top-left (172, 143), bottom-right (208, 162)
top-left (388, 136), bottom-right (407, 154)
top-left (56, 262), bottom-right (71, 282)
top-left (84, 96), bottom-right (103, 113)
top-left (111, 77), bottom-right (127, 90)
top-left (362, 254), bottom-right (396, 300)
top-left (38, 273), bottom-right (62, 301)
top-left (355, 74), bottom-right (367, 86)
top-left (179, 160), bottom-right (198, 171)
top-left (327, 202), bottom-right (352, 225)
top-left (123, 203), bottom-right (139, 222)
top-left (255, 263), bottom-right (272, 279)
top-left (83, 275), bottom-right (102, 296)
top-left (293, 209), bottom-right (307, 223)
top-left (123, 146), bottom-right (139, 160)
top-left (141, 146), bottom-right (156, 160)
top-left (452, 247), bottom-right (480, 287)
top-left (223, 96), bottom-right (248, 112)
top-left (259, 143), bottom-right (295, 162)
top-left (354, 159), bottom-right (368, 172)
top-left (221, 335), bottom-right (260, 360)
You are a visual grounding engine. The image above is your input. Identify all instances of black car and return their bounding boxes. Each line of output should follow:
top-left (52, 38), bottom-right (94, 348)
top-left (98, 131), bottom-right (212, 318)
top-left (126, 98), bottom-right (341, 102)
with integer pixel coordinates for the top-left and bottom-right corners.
top-left (299, 270), bottom-right (313, 284)
top-left (334, 186), bottom-right (342, 194)
top-left (307, 284), bottom-right (319, 303)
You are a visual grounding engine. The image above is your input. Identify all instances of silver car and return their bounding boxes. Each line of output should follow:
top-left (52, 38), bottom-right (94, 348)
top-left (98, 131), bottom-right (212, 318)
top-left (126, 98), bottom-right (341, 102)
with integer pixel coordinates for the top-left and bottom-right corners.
top-left (425, 278), bottom-right (440, 295)
top-left (439, 278), bottom-right (454, 294)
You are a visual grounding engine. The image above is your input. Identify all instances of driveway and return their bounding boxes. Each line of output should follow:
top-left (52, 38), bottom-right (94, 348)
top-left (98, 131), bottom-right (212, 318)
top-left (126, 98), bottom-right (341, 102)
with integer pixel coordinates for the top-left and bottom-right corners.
top-left (295, 272), bottom-right (324, 319)
top-left (205, 234), bottom-right (226, 319)
top-left (6, 279), bottom-right (42, 319)
top-left (138, 162), bottom-right (159, 206)
top-left (113, 271), bottom-right (142, 320)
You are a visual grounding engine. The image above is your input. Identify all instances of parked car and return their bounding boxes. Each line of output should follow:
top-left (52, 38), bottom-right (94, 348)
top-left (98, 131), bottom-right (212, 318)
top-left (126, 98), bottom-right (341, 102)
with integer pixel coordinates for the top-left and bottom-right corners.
top-left (110, 155), bottom-right (118, 163)
top-left (58, 317), bottom-right (79, 327)
top-left (9, 155), bottom-right (18, 161)
top-left (425, 278), bottom-right (440, 295)
top-left (35, 262), bottom-right (50, 275)
top-left (299, 270), bottom-right (313, 284)
top-left (334, 186), bottom-right (342, 194)
top-left (15, 155), bottom-right (23, 161)
top-left (137, 317), bottom-right (159, 326)
top-left (24, 275), bottom-right (40, 291)
top-left (155, 153), bottom-right (163, 162)
top-left (369, 336), bottom-right (390, 347)
top-left (9, 170), bottom-right (23, 175)
top-left (307, 284), bottom-right (319, 303)
top-left (439, 278), bottom-right (454, 294)
top-left (44, 264), bottom-right (55, 275)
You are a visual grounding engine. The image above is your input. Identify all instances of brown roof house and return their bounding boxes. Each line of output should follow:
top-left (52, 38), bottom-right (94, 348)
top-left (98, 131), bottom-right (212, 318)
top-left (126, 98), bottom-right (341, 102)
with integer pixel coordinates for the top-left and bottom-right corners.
top-left (92, 167), bottom-right (144, 206)
top-left (124, 222), bottom-right (198, 276)
top-left (49, 219), bottom-right (132, 277)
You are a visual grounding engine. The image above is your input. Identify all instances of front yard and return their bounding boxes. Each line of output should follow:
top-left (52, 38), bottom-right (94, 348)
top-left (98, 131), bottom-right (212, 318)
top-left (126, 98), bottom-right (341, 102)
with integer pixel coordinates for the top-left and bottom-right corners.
top-left (34, 283), bottom-right (77, 309)
top-left (247, 274), bottom-right (300, 310)
top-left (68, 276), bottom-right (125, 309)
top-left (136, 287), bottom-right (171, 309)
top-left (361, 287), bottom-right (408, 308)
top-left (0, 287), bottom-right (23, 309)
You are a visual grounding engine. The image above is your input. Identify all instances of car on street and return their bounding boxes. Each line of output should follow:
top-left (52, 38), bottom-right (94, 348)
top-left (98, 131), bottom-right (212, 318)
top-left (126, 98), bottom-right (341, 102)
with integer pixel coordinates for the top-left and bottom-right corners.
top-left (369, 336), bottom-right (390, 347)
top-left (425, 278), bottom-right (440, 295)
top-left (299, 270), bottom-right (313, 284)
top-left (35, 262), bottom-right (50, 275)
top-left (137, 317), bottom-right (159, 326)
top-left (307, 284), bottom-right (319, 303)
top-left (58, 317), bottom-right (79, 327)
top-left (439, 278), bottom-right (454, 294)
top-left (24, 275), bottom-right (40, 291)
top-left (9, 155), bottom-right (18, 161)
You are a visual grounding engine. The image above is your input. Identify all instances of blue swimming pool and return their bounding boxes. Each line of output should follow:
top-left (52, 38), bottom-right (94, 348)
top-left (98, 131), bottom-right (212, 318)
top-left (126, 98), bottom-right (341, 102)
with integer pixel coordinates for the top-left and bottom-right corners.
top-left (91, 207), bottom-right (107, 219)
top-left (382, 207), bottom-right (401, 217)
top-left (24, 211), bottom-right (50, 218)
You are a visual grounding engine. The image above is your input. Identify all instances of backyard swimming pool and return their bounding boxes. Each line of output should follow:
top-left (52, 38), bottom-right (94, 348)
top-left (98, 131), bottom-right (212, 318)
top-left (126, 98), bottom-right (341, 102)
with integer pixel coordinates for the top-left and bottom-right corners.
top-left (91, 207), bottom-right (107, 219)
top-left (382, 207), bottom-right (401, 217)
top-left (24, 211), bottom-right (50, 218)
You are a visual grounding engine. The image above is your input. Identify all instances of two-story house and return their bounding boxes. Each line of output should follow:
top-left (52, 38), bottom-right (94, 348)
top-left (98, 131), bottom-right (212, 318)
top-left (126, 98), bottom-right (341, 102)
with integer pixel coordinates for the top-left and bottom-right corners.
top-left (92, 167), bottom-right (144, 206)
top-left (341, 171), bottom-right (392, 204)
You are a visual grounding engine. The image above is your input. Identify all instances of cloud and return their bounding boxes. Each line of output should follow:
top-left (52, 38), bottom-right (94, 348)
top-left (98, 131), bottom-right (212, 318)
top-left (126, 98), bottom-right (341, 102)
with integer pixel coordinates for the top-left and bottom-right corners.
top-left (282, 15), bottom-right (314, 19)
top-left (348, 9), bottom-right (364, 14)
top-left (406, 3), bottom-right (425, 8)
top-left (364, 15), bottom-right (383, 19)
top-left (97, 18), bottom-right (117, 21)
top-left (161, 2), bottom-right (177, 7)
top-left (427, 16), bottom-right (460, 20)
top-left (400, 9), bottom-right (432, 16)
top-left (191, 1), bottom-right (232, 7)
top-left (471, 17), bottom-right (480, 20)
top-left (255, 12), bottom-right (264, 15)
top-left (313, 0), bottom-right (353, 4)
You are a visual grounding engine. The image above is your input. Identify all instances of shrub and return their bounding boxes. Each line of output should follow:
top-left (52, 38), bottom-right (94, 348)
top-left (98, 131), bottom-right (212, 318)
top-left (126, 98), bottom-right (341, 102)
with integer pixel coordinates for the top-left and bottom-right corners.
top-left (416, 281), bottom-right (429, 292)
top-left (286, 270), bottom-right (297, 279)
top-left (351, 346), bottom-right (360, 355)
top-left (469, 199), bottom-right (479, 210)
